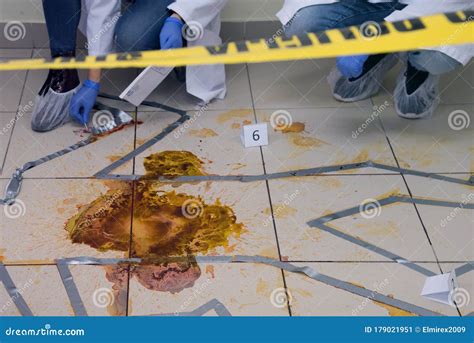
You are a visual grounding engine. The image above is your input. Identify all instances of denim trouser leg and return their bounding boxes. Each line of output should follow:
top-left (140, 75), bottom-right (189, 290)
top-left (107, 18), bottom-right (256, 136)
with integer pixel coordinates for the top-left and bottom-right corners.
top-left (284, 0), bottom-right (402, 36)
top-left (115, 0), bottom-right (174, 52)
top-left (42, 0), bottom-right (82, 57)
top-left (408, 50), bottom-right (462, 75)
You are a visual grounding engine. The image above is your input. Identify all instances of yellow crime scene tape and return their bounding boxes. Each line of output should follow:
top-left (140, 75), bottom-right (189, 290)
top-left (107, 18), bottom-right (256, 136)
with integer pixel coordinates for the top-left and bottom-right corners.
top-left (0, 10), bottom-right (472, 71)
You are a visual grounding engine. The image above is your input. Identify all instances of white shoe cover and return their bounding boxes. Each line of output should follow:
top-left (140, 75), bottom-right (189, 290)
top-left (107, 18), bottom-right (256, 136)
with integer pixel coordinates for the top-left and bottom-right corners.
top-left (394, 68), bottom-right (440, 119)
top-left (31, 85), bottom-right (80, 132)
top-left (328, 54), bottom-right (398, 102)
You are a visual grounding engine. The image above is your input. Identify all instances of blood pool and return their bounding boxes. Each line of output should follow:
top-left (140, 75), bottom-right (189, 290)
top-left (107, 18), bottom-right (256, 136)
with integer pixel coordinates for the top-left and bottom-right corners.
top-left (65, 151), bottom-right (244, 299)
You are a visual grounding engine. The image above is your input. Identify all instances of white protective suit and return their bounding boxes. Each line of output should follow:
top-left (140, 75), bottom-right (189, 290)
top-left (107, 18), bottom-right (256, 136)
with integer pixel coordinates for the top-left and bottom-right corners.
top-left (277, 0), bottom-right (473, 65)
top-left (168, 0), bottom-right (228, 103)
top-left (78, 0), bottom-right (121, 56)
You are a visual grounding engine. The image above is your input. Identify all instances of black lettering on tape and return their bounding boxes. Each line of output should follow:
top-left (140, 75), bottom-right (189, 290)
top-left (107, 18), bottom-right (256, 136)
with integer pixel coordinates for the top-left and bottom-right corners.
top-left (269, 36), bottom-right (301, 49)
top-left (339, 27), bottom-right (356, 40)
top-left (315, 31), bottom-right (331, 44)
top-left (445, 10), bottom-right (473, 23)
top-left (206, 44), bottom-right (229, 55)
top-left (393, 18), bottom-right (425, 32)
top-left (116, 52), bottom-right (142, 61)
top-left (298, 34), bottom-right (313, 47)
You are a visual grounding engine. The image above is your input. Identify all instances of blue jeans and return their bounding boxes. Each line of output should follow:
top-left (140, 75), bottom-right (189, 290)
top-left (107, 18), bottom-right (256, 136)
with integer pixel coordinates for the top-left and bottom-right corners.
top-left (43, 0), bottom-right (82, 57)
top-left (115, 0), bottom-right (174, 52)
top-left (285, 0), bottom-right (461, 75)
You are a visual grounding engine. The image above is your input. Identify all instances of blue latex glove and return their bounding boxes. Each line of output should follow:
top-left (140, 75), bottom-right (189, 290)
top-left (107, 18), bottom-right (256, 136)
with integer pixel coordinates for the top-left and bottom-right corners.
top-left (160, 17), bottom-right (184, 50)
top-left (336, 55), bottom-right (369, 79)
top-left (70, 79), bottom-right (100, 125)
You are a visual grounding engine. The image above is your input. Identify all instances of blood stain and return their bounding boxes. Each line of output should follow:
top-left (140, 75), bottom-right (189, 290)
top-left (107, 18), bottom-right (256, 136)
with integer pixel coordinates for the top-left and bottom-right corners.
top-left (275, 122), bottom-right (305, 133)
top-left (65, 151), bottom-right (244, 299)
top-left (291, 135), bottom-right (329, 148)
top-left (189, 128), bottom-right (218, 138)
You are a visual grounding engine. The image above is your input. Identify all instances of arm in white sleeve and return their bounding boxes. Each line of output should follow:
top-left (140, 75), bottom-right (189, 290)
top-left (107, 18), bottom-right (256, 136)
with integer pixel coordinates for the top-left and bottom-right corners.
top-left (168, 0), bottom-right (228, 28)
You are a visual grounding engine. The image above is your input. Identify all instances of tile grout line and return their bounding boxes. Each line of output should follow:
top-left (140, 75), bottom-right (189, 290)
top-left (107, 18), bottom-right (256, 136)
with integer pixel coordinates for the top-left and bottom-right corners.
top-left (378, 111), bottom-right (444, 266)
top-left (375, 108), bottom-right (465, 315)
top-left (245, 63), bottom-right (292, 316)
top-left (0, 49), bottom-right (32, 174)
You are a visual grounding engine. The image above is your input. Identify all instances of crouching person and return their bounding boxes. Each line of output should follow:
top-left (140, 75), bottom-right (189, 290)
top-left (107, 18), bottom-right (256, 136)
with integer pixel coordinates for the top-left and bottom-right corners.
top-left (114, 0), bottom-right (228, 104)
top-left (31, 0), bottom-right (121, 132)
top-left (278, 0), bottom-right (473, 119)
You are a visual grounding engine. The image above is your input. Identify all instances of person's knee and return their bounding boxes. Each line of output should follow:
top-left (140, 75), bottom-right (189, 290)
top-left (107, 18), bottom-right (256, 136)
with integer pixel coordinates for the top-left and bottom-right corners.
top-left (284, 5), bottom-right (338, 37)
top-left (408, 50), bottom-right (462, 75)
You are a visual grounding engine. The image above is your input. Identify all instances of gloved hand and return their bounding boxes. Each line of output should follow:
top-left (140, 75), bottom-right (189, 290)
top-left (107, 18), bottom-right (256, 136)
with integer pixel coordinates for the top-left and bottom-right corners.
top-left (160, 17), bottom-right (184, 50)
top-left (336, 55), bottom-right (369, 79)
top-left (70, 79), bottom-right (100, 125)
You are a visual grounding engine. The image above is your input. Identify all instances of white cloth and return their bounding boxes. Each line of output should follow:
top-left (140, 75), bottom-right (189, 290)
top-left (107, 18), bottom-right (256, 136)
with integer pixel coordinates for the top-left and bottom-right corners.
top-left (78, 0), bottom-right (121, 56)
top-left (277, 0), bottom-right (473, 65)
top-left (168, 0), bottom-right (228, 103)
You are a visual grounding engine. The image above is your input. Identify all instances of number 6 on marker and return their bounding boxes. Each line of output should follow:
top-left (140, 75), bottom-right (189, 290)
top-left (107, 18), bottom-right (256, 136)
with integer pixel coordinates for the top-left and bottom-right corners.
top-left (240, 123), bottom-right (268, 148)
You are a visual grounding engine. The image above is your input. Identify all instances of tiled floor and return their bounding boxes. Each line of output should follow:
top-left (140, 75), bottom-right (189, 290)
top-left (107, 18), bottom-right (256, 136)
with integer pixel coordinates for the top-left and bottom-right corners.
top-left (0, 49), bottom-right (472, 317)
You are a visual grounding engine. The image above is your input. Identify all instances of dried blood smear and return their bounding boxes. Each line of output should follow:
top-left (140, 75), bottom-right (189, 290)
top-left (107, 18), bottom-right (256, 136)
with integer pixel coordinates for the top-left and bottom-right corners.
top-left (65, 151), bottom-right (244, 302)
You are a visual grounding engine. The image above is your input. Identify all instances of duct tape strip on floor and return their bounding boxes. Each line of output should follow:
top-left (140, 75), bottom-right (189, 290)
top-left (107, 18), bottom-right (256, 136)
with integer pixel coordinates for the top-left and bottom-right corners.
top-left (3, 257), bottom-right (472, 316)
top-left (0, 11), bottom-right (472, 71)
top-left (0, 95), bottom-right (185, 206)
top-left (53, 256), bottom-right (442, 316)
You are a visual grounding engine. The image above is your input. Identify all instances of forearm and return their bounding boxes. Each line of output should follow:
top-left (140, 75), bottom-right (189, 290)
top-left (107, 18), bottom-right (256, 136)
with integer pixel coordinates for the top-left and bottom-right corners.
top-left (88, 69), bottom-right (101, 83)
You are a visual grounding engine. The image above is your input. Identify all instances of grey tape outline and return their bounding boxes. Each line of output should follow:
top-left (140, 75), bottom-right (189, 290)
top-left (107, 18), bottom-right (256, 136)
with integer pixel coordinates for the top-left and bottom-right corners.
top-left (153, 299), bottom-right (232, 317)
top-left (94, 114), bottom-right (190, 178)
top-left (56, 260), bottom-right (88, 316)
top-left (307, 195), bottom-right (474, 276)
top-left (96, 156), bottom-right (472, 186)
top-left (55, 256), bottom-right (441, 316)
top-left (0, 263), bottom-right (33, 316)
top-left (454, 262), bottom-right (474, 277)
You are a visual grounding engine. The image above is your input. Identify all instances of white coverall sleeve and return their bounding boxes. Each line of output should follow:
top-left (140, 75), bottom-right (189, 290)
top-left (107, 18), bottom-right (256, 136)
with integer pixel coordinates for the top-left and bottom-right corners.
top-left (167, 0), bottom-right (228, 29)
top-left (79, 0), bottom-right (121, 56)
